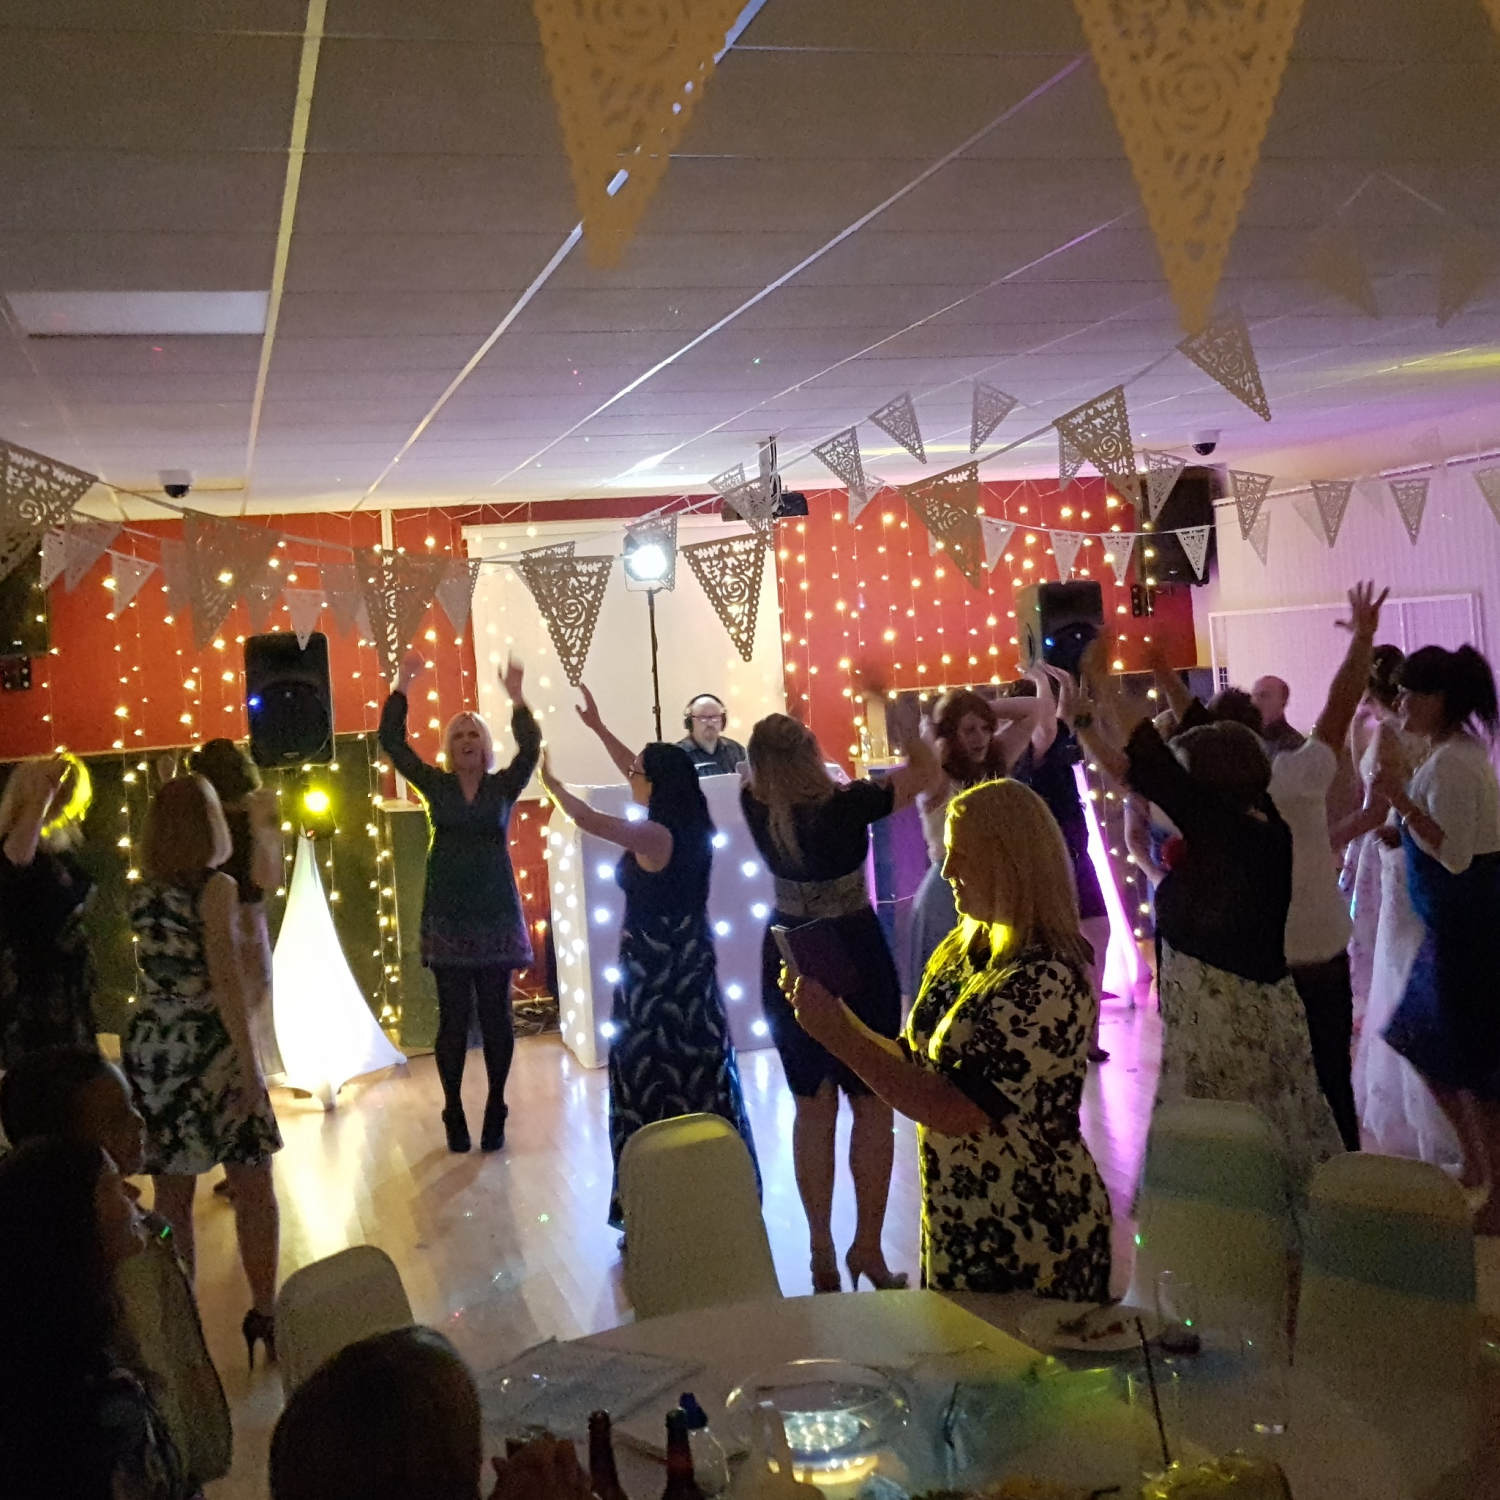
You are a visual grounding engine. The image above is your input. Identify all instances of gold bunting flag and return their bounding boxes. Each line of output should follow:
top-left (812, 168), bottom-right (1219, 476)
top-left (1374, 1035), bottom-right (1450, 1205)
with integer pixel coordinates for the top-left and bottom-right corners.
top-left (1389, 477), bottom-right (1430, 544)
top-left (434, 558), bottom-right (484, 631)
top-left (1436, 232), bottom-right (1497, 327)
top-left (1311, 479), bottom-right (1354, 548)
top-left (902, 462), bottom-right (986, 589)
top-left (0, 439), bottom-right (96, 585)
top-left (1303, 229), bottom-right (1379, 316)
top-left (970, 382), bottom-right (1018, 454)
top-left (1055, 385), bottom-right (1136, 491)
top-left (517, 554), bottom-right (613, 687)
top-left (356, 547), bottom-right (446, 683)
top-left (1229, 469), bottom-right (1274, 539)
top-left (681, 531), bottom-right (767, 662)
top-left (182, 515), bottom-right (280, 651)
top-left (1176, 307), bottom-right (1272, 421)
top-left (531, 0), bottom-right (744, 266)
top-left (1072, 0), bottom-right (1307, 333)
top-left (869, 392), bottom-right (926, 465)
top-left (1142, 450), bottom-right (1187, 521)
top-left (1246, 508), bottom-right (1271, 565)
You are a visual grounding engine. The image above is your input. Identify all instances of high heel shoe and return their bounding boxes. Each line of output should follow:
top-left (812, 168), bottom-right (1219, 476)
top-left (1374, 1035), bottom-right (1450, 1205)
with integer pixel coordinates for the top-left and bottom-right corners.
top-left (442, 1106), bottom-right (471, 1153)
top-left (480, 1096), bottom-right (507, 1153)
top-left (844, 1248), bottom-right (910, 1291)
top-left (810, 1248), bottom-right (843, 1294)
top-left (242, 1309), bottom-right (277, 1371)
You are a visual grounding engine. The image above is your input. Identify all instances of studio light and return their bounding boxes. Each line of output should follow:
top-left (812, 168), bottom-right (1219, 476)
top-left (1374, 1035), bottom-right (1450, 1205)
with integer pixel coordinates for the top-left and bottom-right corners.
top-left (299, 778), bottom-right (337, 839)
top-left (623, 541), bottom-right (669, 584)
top-left (303, 786), bottom-right (331, 816)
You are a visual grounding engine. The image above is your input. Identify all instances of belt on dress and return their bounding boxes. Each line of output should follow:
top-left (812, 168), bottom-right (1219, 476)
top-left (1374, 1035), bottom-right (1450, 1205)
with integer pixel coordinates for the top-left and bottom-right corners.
top-left (772, 867), bottom-right (870, 920)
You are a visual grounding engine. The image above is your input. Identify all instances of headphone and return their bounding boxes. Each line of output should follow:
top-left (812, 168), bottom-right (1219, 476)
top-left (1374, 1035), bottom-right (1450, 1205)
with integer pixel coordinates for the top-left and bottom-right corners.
top-left (683, 692), bottom-right (727, 733)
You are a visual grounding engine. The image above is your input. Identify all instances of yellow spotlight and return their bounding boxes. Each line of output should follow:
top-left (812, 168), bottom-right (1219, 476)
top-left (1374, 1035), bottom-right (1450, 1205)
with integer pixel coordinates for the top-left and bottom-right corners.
top-left (302, 787), bottom-right (331, 817)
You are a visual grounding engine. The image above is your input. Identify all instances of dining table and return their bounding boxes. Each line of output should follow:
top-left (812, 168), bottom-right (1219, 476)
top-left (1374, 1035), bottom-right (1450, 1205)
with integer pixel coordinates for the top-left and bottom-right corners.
top-left (478, 1288), bottom-right (1419, 1499)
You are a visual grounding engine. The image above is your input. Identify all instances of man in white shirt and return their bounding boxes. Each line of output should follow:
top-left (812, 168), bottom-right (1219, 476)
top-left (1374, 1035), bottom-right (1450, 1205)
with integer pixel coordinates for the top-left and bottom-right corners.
top-left (1267, 582), bottom-right (1387, 1152)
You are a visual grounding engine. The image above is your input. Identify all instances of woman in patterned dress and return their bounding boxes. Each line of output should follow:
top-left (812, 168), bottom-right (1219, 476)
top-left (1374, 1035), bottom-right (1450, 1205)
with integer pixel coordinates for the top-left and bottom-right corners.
top-left (538, 687), bottom-right (758, 1232)
top-left (126, 775), bottom-right (283, 1367)
top-left (790, 778), bottom-right (1112, 1299)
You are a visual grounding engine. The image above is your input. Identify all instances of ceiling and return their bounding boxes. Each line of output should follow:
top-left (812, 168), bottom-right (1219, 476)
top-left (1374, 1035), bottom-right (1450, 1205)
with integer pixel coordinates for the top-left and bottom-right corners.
top-left (2, 0), bottom-right (1499, 516)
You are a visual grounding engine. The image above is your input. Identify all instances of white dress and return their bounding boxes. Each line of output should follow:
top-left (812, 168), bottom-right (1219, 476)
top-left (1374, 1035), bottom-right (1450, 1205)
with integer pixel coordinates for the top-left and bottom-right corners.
top-left (1345, 737), bottom-right (1384, 1029)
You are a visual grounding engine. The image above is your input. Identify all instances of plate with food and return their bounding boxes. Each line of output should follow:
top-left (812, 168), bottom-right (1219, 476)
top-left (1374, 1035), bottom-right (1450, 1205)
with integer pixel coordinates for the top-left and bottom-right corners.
top-left (1016, 1301), bottom-right (1158, 1354)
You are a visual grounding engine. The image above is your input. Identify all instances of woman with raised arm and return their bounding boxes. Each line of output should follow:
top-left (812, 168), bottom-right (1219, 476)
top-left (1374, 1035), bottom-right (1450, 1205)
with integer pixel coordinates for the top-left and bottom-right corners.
top-left (1372, 644), bottom-right (1500, 1228)
top-left (540, 686), bottom-right (758, 1233)
top-left (742, 713), bottom-right (940, 1294)
top-left (379, 649), bottom-right (540, 1154)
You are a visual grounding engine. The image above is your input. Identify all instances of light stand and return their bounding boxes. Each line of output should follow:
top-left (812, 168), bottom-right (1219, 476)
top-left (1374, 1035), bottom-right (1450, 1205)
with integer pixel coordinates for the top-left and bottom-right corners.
top-left (646, 586), bottom-right (663, 741)
top-left (622, 519), bottom-right (677, 744)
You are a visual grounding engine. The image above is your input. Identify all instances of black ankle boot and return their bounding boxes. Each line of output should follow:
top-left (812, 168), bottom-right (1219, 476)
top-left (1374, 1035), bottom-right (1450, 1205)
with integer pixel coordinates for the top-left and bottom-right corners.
top-left (442, 1106), bottom-right (471, 1153)
top-left (480, 1096), bottom-right (507, 1152)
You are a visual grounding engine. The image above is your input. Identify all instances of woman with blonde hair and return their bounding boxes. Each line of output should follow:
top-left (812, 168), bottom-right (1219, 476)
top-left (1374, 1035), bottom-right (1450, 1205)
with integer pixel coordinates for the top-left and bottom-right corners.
top-left (741, 713), bottom-right (938, 1293)
top-left (791, 778), bottom-right (1112, 1298)
top-left (380, 649), bottom-right (540, 1154)
top-left (0, 752), bottom-right (97, 1067)
top-left (126, 774), bottom-right (283, 1368)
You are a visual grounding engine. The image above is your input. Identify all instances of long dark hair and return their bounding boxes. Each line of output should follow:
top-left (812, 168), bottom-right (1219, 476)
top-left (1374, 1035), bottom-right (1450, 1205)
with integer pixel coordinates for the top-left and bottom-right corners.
top-left (929, 688), bottom-right (1006, 786)
top-left (1399, 644), bottom-right (1500, 736)
top-left (640, 742), bottom-right (714, 842)
top-left (189, 737), bottom-right (260, 803)
top-left (1368, 645), bottom-right (1405, 710)
top-left (0, 1137), bottom-right (124, 1498)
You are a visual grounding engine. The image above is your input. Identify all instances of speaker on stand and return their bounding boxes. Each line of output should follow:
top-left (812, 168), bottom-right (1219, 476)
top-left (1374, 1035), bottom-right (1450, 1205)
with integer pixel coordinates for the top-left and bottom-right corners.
top-left (1014, 581), bottom-right (1105, 676)
top-left (244, 632), bottom-right (334, 767)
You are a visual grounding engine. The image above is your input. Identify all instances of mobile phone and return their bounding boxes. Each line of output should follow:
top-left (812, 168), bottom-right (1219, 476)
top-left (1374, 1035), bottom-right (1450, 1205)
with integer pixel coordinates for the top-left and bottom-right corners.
top-left (770, 924), bottom-right (802, 979)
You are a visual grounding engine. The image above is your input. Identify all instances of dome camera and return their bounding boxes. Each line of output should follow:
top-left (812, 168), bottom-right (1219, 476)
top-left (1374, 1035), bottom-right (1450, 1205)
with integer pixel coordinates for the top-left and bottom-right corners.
top-left (159, 468), bottom-right (193, 500)
top-left (1191, 430), bottom-right (1220, 458)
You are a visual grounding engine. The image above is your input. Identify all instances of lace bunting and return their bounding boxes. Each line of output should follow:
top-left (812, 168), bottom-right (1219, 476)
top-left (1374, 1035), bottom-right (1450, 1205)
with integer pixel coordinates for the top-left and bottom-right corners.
top-left (516, 554), bottom-right (613, 686)
top-left (869, 392), bottom-right (926, 465)
top-left (182, 515), bottom-right (279, 651)
top-left (106, 553), bottom-right (156, 617)
top-left (1389, 477), bottom-right (1430, 545)
top-left (681, 531), bottom-right (767, 662)
top-left (0, 439), bottom-right (96, 585)
top-left (38, 530), bottom-right (67, 590)
top-left (970, 382), bottom-right (1018, 454)
top-left (62, 519), bottom-right (120, 592)
top-left (1050, 530), bottom-right (1086, 583)
top-left (356, 548), bottom-right (446, 682)
top-left (1141, 450), bottom-right (1187, 521)
top-left (435, 558), bottom-right (484, 630)
top-left (812, 427), bottom-right (871, 504)
top-left (902, 463), bottom-right (986, 589)
top-left (283, 589), bottom-right (324, 649)
top-left (979, 516), bottom-right (1015, 572)
top-left (1311, 479), bottom-right (1355, 548)
top-left (1304, 230), bottom-right (1380, 317)
top-left (1059, 429), bottom-right (1086, 488)
top-left (243, 577), bottom-right (280, 634)
top-left (1246, 509), bottom-right (1271, 565)
top-left (1176, 308), bottom-right (1272, 422)
top-left (321, 561), bottom-right (370, 639)
top-left (1229, 469), bottom-right (1274, 539)
top-left (1055, 385), bottom-right (1136, 491)
top-left (1104, 532), bottom-right (1137, 586)
top-left (1177, 524), bottom-right (1213, 580)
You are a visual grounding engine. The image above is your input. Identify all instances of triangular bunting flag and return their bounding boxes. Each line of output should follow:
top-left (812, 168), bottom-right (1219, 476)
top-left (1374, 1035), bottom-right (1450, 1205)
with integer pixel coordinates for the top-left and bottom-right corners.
top-left (1292, 493), bottom-right (1326, 546)
top-left (1055, 385), bottom-right (1136, 490)
top-left (1389, 477), bottom-right (1430, 545)
top-left (512, 540), bottom-right (577, 564)
top-left (531, 0), bottom-right (745, 266)
top-left (356, 547), bottom-right (446, 683)
top-left (0, 439), bottom-right (97, 585)
top-left (1072, 0), bottom-right (1305, 333)
top-left (1303, 230), bottom-right (1380, 317)
top-left (1104, 533), bottom-right (1137, 586)
top-left (902, 463), bottom-right (986, 589)
top-left (243, 577), bottom-right (280, 634)
top-left (812, 427), bottom-right (870, 502)
top-left (516, 554), bottom-right (613, 686)
top-left (106, 553), bottom-right (156, 617)
top-left (38, 530), bottom-right (66, 590)
top-left (1142, 450), bottom-right (1187, 522)
top-left (1176, 524), bottom-right (1213, 581)
top-left (283, 588), bottom-right (323, 649)
top-left (721, 474), bottom-right (778, 527)
top-left (1436, 233), bottom-right (1497, 327)
top-left (708, 463), bottom-right (747, 500)
top-left (62, 519), bottom-right (120, 592)
top-left (868, 392), bottom-right (926, 464)
top-left (622, 514), bottom-right (678, 591)
top-left (969, 382), bottom-right (1017, 454)
top-left (1246, 509), bottom-right (1271, 565)
top-left (681, 531), bottom-right (768, 663)
top-left (182, 515), bottom-right (280, 651)
top-left (979, 516), bottom-right (1016, 572)
top-left (849, 473), bottom-right (885, 525)
top-left (1228, 469), bottom-right (1274, 540)
top-left (1475, 468), bottom-right (1500, 529)
top-left (1176, 307), bottom-right (1272, 421)
top-left (434, 558), bottom-right (483, 631)
top-left (1311, 479), bottom-right (1355, 548)
top-left (320, 561), bottom-right (370, 639)
top-left (1050, 530), bottom-right (1086, 583)
top-left (157, 537), bottom-right (192, 602)
top-left (1059, 428), bottom-right (1086, 487)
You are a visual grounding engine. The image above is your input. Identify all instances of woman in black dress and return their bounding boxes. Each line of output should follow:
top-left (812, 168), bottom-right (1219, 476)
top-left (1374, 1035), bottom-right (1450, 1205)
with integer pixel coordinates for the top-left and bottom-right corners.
top-left (380, 649), bottom-right (540, 1154)
top-left (0, 753), bottom-right (97, 1068)
top-left (742, 714), bottom-right (938, 1293)
top-left (538, 687), bottom-right (757, 1231)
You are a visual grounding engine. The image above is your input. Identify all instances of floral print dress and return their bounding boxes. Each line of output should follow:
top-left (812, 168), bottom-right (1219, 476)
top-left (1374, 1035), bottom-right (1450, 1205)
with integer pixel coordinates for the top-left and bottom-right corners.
top-left (125, 879), bottom-right (282, 1176)
top-left (905, 932), bottom-right (1112, 1300)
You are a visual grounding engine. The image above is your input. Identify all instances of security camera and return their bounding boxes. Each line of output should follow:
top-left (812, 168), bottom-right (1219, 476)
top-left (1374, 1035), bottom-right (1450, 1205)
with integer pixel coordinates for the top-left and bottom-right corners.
top-left (159, 468), bottom-right (193, 500)
top-left (1191, 430), bottom-right (1220, 458)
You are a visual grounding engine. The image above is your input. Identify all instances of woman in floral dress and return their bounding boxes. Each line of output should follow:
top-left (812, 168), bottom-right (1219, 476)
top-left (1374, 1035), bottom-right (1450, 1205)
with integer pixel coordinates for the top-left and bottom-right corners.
top-left (790, 778), bottom-right (1112, 1300)
top-left (126, 775), bottom-right (282, 1367)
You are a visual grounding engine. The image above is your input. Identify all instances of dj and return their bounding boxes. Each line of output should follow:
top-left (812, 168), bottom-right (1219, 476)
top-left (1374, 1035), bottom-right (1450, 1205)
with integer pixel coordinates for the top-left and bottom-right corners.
top-left (677, 693), bottom-right (746, 777)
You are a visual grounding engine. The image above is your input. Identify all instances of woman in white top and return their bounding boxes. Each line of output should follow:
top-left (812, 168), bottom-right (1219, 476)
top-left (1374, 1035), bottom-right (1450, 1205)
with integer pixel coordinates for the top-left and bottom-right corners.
top-left (1374, 644), bottom-right (1500, 1229)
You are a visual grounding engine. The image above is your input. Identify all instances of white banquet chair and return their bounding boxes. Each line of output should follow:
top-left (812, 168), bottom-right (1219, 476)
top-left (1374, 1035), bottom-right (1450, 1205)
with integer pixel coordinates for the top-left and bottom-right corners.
top-left (1126, 1100), bottom-right (1293, 1328)
top-left (275, 1244), bottom-right (415, 1393)
top-left (1296, 1153), bottom-right (1478, 1483)
top-left (619, 1112), bottom-right (781, 1319)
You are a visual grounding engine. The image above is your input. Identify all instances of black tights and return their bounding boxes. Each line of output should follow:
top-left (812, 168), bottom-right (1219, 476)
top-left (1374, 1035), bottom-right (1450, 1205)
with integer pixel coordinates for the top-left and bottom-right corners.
top-left (432, 965), bottom-right (515, 1116)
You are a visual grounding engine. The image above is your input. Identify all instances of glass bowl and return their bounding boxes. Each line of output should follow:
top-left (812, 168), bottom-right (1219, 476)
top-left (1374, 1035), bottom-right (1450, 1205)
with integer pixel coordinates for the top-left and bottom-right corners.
top-left (724, 1359), bottom-right (909, 1476)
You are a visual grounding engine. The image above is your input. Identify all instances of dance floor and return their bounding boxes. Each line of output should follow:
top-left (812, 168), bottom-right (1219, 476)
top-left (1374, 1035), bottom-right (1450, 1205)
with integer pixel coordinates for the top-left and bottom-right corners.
top-left (190, 997), bottom-right (1497, 1499)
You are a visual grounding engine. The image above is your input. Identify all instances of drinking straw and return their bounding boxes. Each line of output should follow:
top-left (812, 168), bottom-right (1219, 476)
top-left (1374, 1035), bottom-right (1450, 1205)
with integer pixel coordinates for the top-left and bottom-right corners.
top-left (1134, 1317), bottom-right (1172, 1472)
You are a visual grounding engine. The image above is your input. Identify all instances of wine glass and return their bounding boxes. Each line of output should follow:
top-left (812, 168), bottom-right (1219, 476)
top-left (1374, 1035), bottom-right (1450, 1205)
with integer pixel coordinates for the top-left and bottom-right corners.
top-left (1155, 1271), bottom-right (1201, 1357)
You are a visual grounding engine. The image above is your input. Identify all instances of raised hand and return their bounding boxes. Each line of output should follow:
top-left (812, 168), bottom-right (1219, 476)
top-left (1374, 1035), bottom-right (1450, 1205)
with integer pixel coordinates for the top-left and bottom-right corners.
top-left (575, 683), bottom-right (603, 731)
top-left (1335, 580), bottom-right (1388, 639)
top-left (395, 647), bottom-right (425, 691)
top-left (501, 653), bottom-right (525, 704)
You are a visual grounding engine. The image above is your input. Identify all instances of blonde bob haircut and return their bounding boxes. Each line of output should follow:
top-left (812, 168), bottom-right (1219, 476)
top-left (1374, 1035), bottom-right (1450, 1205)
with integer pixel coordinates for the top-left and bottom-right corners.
top-left (142, 775), bottom-right (232, 884)
top-left (944, 778), bottom-right (1091, 971)
top-left (746, 713), bottom-right (836, 862)
top-left (442, 712), bottom-right (494, 772)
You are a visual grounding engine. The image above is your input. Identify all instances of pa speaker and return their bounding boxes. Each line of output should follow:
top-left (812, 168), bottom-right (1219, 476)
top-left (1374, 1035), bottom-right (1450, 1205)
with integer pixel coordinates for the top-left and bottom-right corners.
top-left (1135, 465), bottom-right (1221, 585)
top-left (1015, 581), bottom-right (1104, 676)
top-left (244, 632), bottom-right (334, 767)
top-left (0, 543), bottom-right (50, 657)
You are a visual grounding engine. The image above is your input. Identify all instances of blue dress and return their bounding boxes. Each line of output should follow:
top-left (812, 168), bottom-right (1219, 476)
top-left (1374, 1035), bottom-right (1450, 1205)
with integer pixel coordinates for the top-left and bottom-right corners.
top-left (607, 829), bottom-right (759, 1227)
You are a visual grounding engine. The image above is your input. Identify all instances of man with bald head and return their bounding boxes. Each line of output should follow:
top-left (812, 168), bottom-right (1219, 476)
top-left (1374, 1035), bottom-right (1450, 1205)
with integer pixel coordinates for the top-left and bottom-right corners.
top-left (1251, 675), bottom-right (1305, 757)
